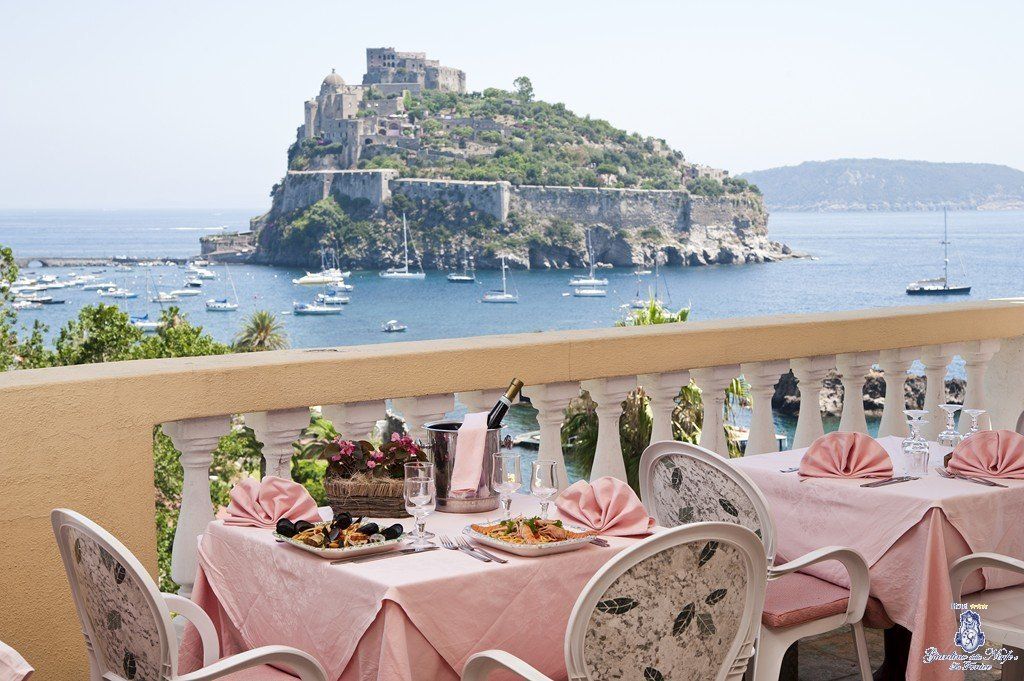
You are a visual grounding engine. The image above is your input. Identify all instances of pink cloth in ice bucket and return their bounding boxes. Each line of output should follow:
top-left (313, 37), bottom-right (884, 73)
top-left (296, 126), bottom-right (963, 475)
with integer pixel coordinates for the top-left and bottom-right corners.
top-left (220, 476), bottom-right (321, 528)
top-left (555, 476), bottom-right (654, 536)
top-left (0, 641), bottom-right (32, 681)
top-left (798, 431), bottom-right (894, 479)
top-left (948, 429), bottom-right (1024, 478)
top-left (449, 411), bottom-right (489, 498)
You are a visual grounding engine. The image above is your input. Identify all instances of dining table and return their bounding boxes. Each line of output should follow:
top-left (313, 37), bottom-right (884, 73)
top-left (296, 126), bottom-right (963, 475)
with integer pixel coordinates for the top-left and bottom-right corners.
top-left (177, 493), bottom-right (639, 681)
top-left (732, 435), bottom-right (1024, 681)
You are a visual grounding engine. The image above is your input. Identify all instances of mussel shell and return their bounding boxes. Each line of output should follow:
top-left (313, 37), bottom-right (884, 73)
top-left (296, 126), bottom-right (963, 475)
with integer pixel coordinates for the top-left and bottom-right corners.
top-left (332, 512), bottom-right (353, 531)
top-left (369, 533), bottom-right (386, 543)
top-left (327, 526), bottom-right (341, 543)
top-left (381, 523), bottom-right (404, 541)
top-left (293, 520), bottom-right (315, 534)
top-left (275, 518), bottom-right (297, 538)
top-left (357, 522), bottom-right (379, 537)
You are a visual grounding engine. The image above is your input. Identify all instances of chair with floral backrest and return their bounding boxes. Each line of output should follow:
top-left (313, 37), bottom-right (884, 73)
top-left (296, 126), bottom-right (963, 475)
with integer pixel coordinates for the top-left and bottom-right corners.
top-left (638, 441), bottom-right (878, 681)
top-left (51, 508), bottom-right (327, 681)
top-left (950, 551), bottom-right (1024, 680)
top-left (462, 522), bottom-right (768, 681)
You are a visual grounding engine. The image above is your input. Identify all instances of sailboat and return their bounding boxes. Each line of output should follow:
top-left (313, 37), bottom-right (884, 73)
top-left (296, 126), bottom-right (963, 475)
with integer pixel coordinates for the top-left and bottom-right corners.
top-left (628, 271), bottom-right (648, 309)
top-left (569, 229), bottom-right (609, 287)
top-left (379, 214), bottom-right (426, 280)
top-left (482, 256), bottom-right (518, 303)
top-left (906, 209), bottom-right (971, 295)
top-left (133, 272), bottom-right (164, 332)
top-left (292, 248), bottom-right (351, 286)
top-left (206, 263), bottom-right (239, 311)
top-left (447, 249), bottom-right (476, 283)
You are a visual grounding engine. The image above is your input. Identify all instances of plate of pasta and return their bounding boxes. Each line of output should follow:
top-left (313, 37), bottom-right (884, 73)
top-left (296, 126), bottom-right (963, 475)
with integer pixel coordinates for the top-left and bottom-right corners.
top-left (464, 516), bottom-right (598, 557)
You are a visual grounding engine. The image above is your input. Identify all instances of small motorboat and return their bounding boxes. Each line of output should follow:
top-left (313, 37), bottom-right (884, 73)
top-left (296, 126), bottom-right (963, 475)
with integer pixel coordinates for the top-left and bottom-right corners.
top-left (185, 278), bottom-right (203, 288)
top-left (99, 287), bottom-right (138, 299)
top-left (315, 292), bottom-right (349, 305)
top-left (381, 319), bottom-right (407, 332)
top-left (572, 287), bottom-right (607, 298)
top-left (82, 281), bottom-right (116, 291)
top-left (205, 298), bottom-right (238, 311)
top-left (293, 301), bottom-right (342, 315)
top-left (170, 288), bottom-right (201, 297)
top-left (151, 292), bottom-right (179, 303)
top-left (131, 315), bottom-right (163, 332)
top-left (12, 300), bottom-right (42, 310)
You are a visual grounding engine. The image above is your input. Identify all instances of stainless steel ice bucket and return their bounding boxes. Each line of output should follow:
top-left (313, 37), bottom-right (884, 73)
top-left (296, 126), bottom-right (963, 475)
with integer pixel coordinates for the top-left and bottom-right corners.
top-left (425, 419), bottom-right (501, 513)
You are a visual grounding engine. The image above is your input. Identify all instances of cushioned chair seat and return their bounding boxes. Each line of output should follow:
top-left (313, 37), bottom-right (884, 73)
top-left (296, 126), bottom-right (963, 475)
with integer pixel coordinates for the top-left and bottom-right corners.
top-left (763, 572), bottom-right (892, 629)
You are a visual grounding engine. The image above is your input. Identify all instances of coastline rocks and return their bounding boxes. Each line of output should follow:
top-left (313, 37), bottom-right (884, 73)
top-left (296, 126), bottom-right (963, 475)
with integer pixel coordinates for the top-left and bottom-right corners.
top-left (772, 369), bottom-right (966, 418)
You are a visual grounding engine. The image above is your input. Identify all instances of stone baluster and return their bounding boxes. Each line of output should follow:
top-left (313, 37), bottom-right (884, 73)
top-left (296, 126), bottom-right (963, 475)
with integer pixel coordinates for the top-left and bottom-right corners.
top-left (958, 339), bottom-right (1000, 432)
top-left (984, 335), bottom-right (1024, 430)
top-left (790, 356), bottom-right (833, 449)
top-left (690, 365), bottom-right (740, 457)
top-left (638, 370), bottom-right (691, 445)
top-left (522, 382), bottom-right (581, 491)
top-left (921, 344), bottom-right (961, 440)
top-left (581, 377), bottom-right (636, 481)
top-left (739, 361), bottom-right (789, 455)
top-left (392, 394), bottom-right (455, 447)
top-left (244, 408), bottom-right (311, 480)
top-left (163, 415), bottom-right (231, 598)
top-left (877, 348), bottom-right (918, 438)
top-left (835, 352), bottom-right (876, 434)
top-left (321, 400), bottom-right (387, 441)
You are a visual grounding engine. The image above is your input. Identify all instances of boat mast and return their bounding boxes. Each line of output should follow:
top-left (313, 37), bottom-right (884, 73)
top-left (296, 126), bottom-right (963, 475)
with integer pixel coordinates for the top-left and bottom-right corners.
top-left (942, 208), bottom-right (950, 288)
top-left (501, 256), bottom-right (508, 293)
top-left (227, 263), bottom-right (238, 303)
top-left (402, 213), bottom-right (410, 273)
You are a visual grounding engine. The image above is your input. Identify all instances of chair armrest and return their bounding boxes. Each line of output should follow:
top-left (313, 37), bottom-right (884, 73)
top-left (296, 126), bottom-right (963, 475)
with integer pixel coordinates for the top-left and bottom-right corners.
top-left (175, 645), bottom-right (327, 681)
top-left (950, 552), bottom-right (1024, 601)
top-left (462, 650), bottom-right (553, 681)
top-left (163, 593), bottom-right (218, 668)
top-left (769, 546), bottom-right (870, 625)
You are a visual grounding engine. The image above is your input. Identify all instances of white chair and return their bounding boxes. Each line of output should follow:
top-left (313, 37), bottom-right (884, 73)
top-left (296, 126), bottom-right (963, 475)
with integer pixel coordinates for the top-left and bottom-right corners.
top-left (951, 552), bottom-right (1024, 681)
top-left (51, 509), bottom-right (327, 681)
top-left (0, 640), bottom-right (33, 680)
top-left (463, 522), bottom-right (767, 681)
top-left (638, 441), bottom-right (876, 681)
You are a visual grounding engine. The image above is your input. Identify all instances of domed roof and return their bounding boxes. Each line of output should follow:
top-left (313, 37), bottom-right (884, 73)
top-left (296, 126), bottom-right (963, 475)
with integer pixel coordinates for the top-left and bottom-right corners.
top-left (322, 69), bottom-right (345, 87)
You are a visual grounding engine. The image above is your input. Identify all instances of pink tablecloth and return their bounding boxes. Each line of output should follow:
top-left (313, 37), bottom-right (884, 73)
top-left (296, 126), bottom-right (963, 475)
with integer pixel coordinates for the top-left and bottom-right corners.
top-left (733, 435), bottom-right (1024, 680)
top-left (179, 494), bottom-right (637, 680)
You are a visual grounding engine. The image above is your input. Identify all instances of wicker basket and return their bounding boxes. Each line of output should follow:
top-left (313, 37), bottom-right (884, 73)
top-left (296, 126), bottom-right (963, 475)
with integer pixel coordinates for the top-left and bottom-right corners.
top-left (325, 473), bottom-right (411, 519)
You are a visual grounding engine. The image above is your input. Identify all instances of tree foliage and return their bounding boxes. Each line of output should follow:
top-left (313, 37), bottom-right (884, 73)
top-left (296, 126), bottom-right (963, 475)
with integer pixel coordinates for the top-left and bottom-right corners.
top-left (234, 310), bottom-right (288, 352)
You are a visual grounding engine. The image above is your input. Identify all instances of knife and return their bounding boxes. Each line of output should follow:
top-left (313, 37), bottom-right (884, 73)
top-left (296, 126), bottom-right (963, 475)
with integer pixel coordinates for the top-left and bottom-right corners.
top-left (953, 472), bottom-right (1008, 488)
top-left (331, 546), bottom-right (439, 565)
top-left (860, 476), bottom-right (919, 488)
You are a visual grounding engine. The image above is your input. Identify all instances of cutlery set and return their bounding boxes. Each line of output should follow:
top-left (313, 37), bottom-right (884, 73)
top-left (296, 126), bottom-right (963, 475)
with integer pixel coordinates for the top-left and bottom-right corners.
top-left (934, 467), bottom-right (1007, 488)
top-left (330, 533), bottom-right (609, 565)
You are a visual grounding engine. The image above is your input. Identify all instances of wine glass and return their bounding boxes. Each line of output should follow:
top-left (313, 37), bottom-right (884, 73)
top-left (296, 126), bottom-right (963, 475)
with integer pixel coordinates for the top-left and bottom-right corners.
top-left (961, 408), bottom-right (986, 437)
top-left (937, 404), bottom-right (963, 448)
top-left (902, 415), bottom-right (930, 477)
top-left (530, 460), bottom-right (558, 519)
top-left (404, 463), bottom-right (436, 548)
top-left (404, 461), bottom-right (435, 539)
top-left (491, 452), bottom-right (522, 520)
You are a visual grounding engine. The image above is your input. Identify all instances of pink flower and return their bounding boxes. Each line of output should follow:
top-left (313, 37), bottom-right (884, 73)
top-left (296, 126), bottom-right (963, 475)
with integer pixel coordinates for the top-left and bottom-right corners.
top-left (391, 432), bottom-right (401, 443)
top-left (330, 454), bottom-right (341, 463)
top-left (372, 451), bottom-right (384, 461)
top-left (366, 460), bottom-right (377, 469)
top-left (336, 440), bottom-right (356, 457)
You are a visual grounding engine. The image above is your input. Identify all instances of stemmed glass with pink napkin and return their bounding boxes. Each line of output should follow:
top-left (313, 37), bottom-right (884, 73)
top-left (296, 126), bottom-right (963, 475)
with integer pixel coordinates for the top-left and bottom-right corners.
top-left (798, 432), bottom-right (894, 479)
top-left (947, 430), bottom-right (1024, 479)
top-left (554, 476), bottom-right (654, 536)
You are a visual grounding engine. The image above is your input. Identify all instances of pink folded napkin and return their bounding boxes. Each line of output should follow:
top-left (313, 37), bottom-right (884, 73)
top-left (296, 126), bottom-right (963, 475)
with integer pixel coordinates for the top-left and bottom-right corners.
top-left (220, 475), bottom-right (321, 528)
top-left (948, 429), bottom-right (1024, 479)
top-left (0, 640), bottom-right (32, 681)
top-left (449, 411), bottom-right (489, 498)
top-left (555, 476), bottom-right (654, 536)
top-left (799, 431), bottom-right (893, 479)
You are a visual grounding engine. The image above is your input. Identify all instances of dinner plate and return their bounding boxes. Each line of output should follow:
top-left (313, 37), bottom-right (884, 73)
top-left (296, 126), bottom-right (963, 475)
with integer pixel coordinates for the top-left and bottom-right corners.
top-left (273, 521), bottom-right (405, 560)
top-left (462, 522), bottom-right (596, 557)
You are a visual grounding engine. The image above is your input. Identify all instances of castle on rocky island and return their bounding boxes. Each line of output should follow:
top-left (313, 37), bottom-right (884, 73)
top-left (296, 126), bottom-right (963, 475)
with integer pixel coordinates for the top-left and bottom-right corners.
top-left (202, 48), bottom-right (791, 270)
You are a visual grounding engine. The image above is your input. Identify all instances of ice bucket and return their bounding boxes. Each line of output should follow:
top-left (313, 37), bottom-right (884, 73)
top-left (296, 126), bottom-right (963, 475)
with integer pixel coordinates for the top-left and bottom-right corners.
top-left (424, 420), bottom-right (501, 513)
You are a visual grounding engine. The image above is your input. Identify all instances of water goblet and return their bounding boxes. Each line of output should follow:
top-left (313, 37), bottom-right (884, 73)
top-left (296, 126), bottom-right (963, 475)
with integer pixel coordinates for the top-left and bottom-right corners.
top-left (961, 409), bottom-right (986, 437)
top-left (404, 461), bottom-right (436, 539)
top-left (902, 416), bottom-right (930, 477)
top-left (937, 404), bottom-right (963, 448)
top-left (491, 452), bottom-right (522, 520)
top-left (404, 463), bottom-right (436, 548)
top-left (530, 460), bottom-right (559, 519)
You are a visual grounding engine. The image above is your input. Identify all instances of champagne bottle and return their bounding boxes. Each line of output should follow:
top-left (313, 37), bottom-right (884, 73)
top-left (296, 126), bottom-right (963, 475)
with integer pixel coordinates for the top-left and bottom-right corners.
top-left (486, 378), bottom-right (524, 430)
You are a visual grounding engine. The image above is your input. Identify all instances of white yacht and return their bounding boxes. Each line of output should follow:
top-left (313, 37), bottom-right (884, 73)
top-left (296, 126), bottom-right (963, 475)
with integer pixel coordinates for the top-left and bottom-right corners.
top-left (315, 291), bottom-right (349, 305)
top-left (185, 277), bottom-right (203, 288)
top-left (573, 286), bottom-right (607, 298)
top-left (98, 287), bottom-right (138, 299)
top-left (131, 314), bottom-right (163, 333)
top-left (151, 291), bottom-right (179, 303)
top-left (12, 299), bottom-right (42, 310)
top-left (293, 248), bottom-right (350, 285)
top-left (170, 288), bottom-right (201, 297)
top-left (189, 266), bottom-right (216, 280)
top-left (379, 214), bottom-right (426, 280)
top-left (482, 256), bottom-right (518, 303)
top-left (293, 301), bottom-right (342, 315)
top-left (206, 263), bottom-right (239, 311)
top-left (382, 319), bottom-right (407, 332)
top-left (568, 229), bottom-right (609, 286)
top-left (906, 209), bottom-right (971, 296)
top-left (82, 281), bottom-right (116, 291)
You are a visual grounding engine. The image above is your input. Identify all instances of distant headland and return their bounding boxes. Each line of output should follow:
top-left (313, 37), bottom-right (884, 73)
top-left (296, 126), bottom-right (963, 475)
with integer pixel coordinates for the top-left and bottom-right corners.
top-left (204, 47), bottom-right (793, 270)
top-left (740, 158), bottom-right (1024, 212)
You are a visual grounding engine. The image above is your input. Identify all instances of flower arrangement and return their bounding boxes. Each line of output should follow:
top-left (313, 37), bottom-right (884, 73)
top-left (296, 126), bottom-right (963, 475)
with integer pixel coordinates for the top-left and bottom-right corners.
top-left (316, 432), bottom-right (425, 479)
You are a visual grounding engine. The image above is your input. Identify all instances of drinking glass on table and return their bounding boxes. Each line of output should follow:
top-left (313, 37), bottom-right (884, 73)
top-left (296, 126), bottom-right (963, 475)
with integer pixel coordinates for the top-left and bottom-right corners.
top-left (937, 404), bottom-right (963, 448)
top-left (530, 460), bottom-right (558, 519)
top-left (491, 452), bottom-right (522, 520)
top-left (404, 461), bottom-right (436, 539)
top-left (902, 414), bottom-right (930, 477)
top-left (404, 463), bottom-right (436, 549)
top-left (961, 409), bottom-right (987, 437)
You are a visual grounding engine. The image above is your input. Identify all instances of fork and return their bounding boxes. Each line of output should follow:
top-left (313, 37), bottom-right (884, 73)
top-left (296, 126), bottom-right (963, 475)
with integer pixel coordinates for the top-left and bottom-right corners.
top-left (456, 535), bottom-right (508, 564)
top-left (935, 466), bottom-right (1007, 488)
top-left (439, 535), bottom-right (490, 562)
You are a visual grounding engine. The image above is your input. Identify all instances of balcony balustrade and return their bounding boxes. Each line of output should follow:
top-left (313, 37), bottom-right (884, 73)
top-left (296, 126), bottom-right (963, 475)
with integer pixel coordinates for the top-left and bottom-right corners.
top-left (4, 300), bottom-right (1024, 679)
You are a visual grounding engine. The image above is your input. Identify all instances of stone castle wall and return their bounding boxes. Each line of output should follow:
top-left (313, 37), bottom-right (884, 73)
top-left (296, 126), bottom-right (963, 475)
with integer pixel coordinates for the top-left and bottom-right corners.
top-left (510, 186), bottom-right (691, 233)
top-left (391, 178), bottom-right (510, 221)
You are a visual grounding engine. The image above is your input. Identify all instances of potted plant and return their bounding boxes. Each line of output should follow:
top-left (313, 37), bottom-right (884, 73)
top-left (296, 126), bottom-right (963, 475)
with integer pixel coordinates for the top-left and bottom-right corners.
top-left (296, 418), bottom-right (425, 517)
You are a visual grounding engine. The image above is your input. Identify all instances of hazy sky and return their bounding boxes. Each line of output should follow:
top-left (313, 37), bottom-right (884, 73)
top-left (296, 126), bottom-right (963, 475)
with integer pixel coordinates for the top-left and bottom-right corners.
top-left (1, 1), bottom-right (1021, 210)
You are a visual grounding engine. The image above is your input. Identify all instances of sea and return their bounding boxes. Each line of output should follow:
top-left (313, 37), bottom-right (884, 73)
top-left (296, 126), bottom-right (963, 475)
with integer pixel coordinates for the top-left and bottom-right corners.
top-left (3, 208), bottom-right (1021, 474)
